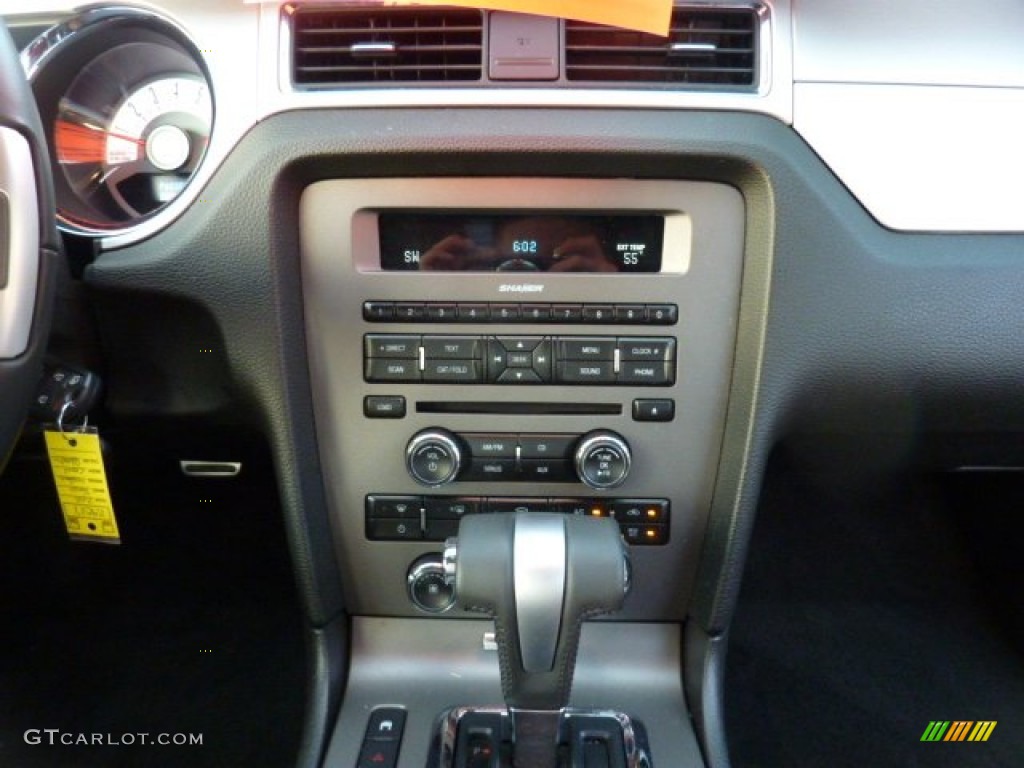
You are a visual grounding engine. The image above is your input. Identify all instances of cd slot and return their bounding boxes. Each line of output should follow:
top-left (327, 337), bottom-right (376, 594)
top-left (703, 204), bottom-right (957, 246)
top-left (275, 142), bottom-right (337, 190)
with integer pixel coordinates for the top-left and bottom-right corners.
top-left (417, 402), bottom-right (622, 416)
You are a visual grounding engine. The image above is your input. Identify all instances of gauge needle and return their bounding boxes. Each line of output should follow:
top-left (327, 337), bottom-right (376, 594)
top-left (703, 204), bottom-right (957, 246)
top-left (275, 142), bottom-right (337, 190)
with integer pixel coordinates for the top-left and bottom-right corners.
top-left (55, 118), bottom-right (146, 164)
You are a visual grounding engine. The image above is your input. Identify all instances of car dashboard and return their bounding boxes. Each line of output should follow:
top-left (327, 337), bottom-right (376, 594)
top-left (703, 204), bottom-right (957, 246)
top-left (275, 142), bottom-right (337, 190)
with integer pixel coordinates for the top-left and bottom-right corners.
top-left (2, 1), bottom-right (1023, 767)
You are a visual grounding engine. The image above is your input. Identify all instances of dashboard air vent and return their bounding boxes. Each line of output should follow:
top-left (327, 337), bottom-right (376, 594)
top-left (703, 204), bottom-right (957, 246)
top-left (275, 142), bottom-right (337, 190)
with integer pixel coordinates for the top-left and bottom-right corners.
top-left (292, 6), bottom-right (484, 85)
top-left (565, 6), bottom-right (758, 88)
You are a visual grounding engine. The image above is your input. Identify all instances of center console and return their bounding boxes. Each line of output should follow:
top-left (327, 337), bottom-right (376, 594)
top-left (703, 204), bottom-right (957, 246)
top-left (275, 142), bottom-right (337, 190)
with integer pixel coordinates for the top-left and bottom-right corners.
top-left (300, 177), bottom-right (745, 765)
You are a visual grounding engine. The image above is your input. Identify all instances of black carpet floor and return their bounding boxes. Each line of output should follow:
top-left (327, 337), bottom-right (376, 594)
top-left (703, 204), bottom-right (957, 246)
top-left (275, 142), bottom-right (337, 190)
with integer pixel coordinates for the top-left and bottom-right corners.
top-left (725, 452), bottom-right (1024, 767)
top-left (0, 455), bottom-right (305, 767)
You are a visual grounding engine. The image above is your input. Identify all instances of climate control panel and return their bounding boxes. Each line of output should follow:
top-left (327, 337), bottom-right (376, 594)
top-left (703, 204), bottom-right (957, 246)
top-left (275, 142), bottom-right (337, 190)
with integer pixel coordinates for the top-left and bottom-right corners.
top-left (403, 428), bottom-right (633, 489)
top-left (367, 494), bottom-right (670, 546)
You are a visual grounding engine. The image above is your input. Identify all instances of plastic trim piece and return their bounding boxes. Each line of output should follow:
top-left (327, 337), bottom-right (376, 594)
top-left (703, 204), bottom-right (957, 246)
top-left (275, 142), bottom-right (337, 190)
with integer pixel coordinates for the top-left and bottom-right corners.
top-left (0, 127), bottom-right (39, 360)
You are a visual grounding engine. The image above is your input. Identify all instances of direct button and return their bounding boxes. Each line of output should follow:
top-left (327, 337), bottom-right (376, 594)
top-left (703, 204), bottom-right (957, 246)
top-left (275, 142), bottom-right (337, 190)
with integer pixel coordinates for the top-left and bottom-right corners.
top-left (365, 334), bottom-right (420, 359)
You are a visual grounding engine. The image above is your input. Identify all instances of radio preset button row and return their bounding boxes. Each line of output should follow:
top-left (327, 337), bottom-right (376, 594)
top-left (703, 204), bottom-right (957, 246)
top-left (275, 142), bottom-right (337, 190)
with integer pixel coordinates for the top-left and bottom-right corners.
top-left (366, 495), bottom-right (670, 545)
top-left (364, 334), bottom-right (676, 386)
top-left (364, 301), bottom-right (678, 326)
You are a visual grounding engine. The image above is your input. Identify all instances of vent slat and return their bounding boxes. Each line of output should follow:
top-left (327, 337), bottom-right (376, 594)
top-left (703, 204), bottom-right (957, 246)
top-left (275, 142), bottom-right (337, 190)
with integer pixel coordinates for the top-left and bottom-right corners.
top-left (565, 7), bottom-right (758, 88)
top-left (297, 65), bottom-right (485, 74)
top-left (298, 45), bottom-right (484, 55)
top-left (292, 6), bottom-right (484, 85)
top-left (566, 46), bottom-right (753, 55)
top-left (299, 25), bottom-right (485, 35)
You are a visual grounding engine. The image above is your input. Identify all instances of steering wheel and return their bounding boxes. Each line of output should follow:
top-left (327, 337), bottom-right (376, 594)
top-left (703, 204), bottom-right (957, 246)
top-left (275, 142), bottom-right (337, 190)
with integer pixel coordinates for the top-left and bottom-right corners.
top-left (0, 22), bottom-right (57, 468)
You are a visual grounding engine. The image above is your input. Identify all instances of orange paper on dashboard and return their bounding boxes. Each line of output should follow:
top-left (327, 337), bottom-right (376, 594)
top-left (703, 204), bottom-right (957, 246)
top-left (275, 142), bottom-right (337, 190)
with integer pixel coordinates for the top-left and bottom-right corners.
top-left (272, 1), bottom-right (673, 37)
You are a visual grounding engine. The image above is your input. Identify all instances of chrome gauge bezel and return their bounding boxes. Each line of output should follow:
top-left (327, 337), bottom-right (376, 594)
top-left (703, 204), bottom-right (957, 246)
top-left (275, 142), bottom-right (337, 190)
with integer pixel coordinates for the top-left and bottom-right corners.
top-left (22, 5), bottom-right (215, 239)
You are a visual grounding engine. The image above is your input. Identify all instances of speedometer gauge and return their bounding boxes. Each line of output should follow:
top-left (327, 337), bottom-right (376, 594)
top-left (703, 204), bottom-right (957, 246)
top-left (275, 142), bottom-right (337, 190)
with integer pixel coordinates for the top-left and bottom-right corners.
top-left (24, 8), bottom-right (214, 235)
top-left (56, 67), bottom-right (212, 222)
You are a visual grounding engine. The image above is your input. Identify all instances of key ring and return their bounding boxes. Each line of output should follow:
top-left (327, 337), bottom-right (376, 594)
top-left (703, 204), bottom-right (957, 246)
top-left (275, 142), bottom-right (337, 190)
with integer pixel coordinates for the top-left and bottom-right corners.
top-left (57, 399), bottom-right (89, 445)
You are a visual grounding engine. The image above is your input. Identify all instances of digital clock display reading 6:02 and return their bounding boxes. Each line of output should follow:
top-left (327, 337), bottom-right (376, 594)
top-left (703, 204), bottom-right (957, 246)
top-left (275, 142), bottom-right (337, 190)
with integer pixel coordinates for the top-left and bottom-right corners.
top-left (377, 212), bottom-right (664, 273)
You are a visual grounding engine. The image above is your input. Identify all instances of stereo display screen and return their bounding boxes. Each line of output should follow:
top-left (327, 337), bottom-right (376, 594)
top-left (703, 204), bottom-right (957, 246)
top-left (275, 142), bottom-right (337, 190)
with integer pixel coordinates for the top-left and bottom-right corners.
top-left (378, 212), bottom-right (664, 273)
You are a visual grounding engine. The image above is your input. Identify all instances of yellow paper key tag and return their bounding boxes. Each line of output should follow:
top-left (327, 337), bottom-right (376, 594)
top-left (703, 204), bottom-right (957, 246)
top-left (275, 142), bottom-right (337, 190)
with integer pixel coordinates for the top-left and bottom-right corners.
top-left (44, 427), bottom-right (121, 544)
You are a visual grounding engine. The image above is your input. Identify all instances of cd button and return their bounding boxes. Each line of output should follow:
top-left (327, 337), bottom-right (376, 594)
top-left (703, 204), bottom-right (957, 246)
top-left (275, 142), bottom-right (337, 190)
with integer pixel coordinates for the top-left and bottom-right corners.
top-left (519, 434), bottom-right (576, 460)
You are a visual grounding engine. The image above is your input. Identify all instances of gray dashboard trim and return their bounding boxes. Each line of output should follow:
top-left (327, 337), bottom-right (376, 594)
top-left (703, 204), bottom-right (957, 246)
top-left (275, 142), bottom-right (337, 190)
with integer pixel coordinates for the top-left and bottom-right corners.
top-left (325, 618), bottom-right (704, 768)
top-left (792, 0), bottom-right (1024, 88)
top-left (81, 106), bottom-right (1024, 767)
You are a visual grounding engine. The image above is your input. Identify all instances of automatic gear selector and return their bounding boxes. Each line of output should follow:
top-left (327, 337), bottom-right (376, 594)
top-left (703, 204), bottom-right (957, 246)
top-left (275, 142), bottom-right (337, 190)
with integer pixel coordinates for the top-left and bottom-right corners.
top-left (433, 512), bottom-right (651, 768)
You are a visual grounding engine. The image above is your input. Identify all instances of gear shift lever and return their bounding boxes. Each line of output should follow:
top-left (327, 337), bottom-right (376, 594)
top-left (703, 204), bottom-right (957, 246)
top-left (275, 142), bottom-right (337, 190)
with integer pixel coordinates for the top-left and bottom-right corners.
top-left (443, 512), bottom-right (630, 767)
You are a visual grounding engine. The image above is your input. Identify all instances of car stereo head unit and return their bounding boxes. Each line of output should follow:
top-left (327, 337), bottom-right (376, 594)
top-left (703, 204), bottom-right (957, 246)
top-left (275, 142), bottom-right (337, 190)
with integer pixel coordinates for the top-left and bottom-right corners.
top-left (378, 212), bottom-right (664, 273)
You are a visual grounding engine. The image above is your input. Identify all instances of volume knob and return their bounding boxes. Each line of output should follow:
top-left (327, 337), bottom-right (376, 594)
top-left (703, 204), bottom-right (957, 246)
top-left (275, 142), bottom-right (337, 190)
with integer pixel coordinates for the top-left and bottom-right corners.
top-left (406, 428), bottom-right (463, 487)
top-left (574, 430), bottom-right (632, 490)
